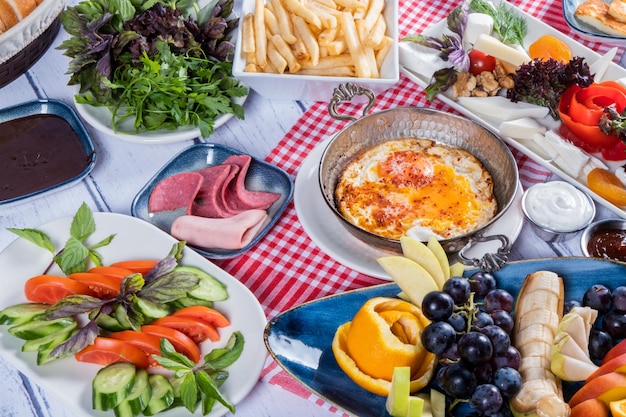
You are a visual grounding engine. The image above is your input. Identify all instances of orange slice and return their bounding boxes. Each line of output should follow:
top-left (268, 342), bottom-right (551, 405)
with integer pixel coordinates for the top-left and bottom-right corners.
top-left (332, 297), bottom-right (436, 396)
top-left (611, 398), bottom-right (626, 417)
top-left (528, 35), bottom-right (572, 63)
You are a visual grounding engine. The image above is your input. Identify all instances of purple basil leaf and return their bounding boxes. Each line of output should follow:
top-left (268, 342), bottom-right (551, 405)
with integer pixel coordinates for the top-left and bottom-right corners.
top-left (45, 295), bottom-right (108, 319)
top-left (50, 321), bottom-right (99, 359)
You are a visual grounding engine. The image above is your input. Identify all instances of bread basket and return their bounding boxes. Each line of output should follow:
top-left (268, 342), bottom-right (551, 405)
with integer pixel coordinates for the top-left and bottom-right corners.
top-left (0, 0), bottom-right (66, 88)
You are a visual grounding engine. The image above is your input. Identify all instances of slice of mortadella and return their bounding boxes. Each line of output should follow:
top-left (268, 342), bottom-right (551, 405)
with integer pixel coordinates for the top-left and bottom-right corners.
top-left (148, 172), bottom-right (204, 214)
top-left (222, 155), bottom-right (281, 212)
top-left (170, 209), bottom-right (269, 249)
top-left (191, 164), bottom-right (239, 218)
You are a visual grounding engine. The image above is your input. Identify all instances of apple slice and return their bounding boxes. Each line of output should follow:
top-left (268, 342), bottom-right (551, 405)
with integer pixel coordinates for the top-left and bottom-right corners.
top-left (426, 236), bottom-right (450, 281)
top-left (430, 389), bottom-right (446, 417)
top-left (406, 395), bottom-right (425, 417)
top-left (386, 366), bottom-right (411, 417)
top-left (449, 262), bottom-right (465, 278)
top-left (377, 256), bottom-right (440, 307)
top-left (551, 332), bottom-right (595, 364)
top-left (400, 237), bottom-right (445, 289)
top-left (550, 350), bottom-right (599, 382)
top-left (557, 313), bottom-right (589, 353)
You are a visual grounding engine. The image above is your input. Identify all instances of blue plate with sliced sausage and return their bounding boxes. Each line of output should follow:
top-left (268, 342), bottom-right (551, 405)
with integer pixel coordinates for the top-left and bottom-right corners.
top-left (131, 143), bottom-right (293, 259)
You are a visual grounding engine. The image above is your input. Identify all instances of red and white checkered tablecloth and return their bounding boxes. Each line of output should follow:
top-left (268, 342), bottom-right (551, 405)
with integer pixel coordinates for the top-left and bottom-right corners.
top-left (214, 0), bottom-right (620, 412)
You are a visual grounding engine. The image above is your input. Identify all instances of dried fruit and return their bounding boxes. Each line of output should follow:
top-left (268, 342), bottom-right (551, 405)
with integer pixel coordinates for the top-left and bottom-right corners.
top-left (587, 168), bottom-right (626, 207)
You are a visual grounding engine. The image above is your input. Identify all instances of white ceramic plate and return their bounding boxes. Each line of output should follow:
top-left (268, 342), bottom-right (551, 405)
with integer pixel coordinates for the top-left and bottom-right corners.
top-left (294, 139), bottom-right (524, 280)
top-left (0, 212), bottom-right (266, 417)
top-left (74, 90), bottom-right (248, 144)
top-left (562, 0), bottom-right (626, 45)
top-left (399, 0), bottom-right (626, 220)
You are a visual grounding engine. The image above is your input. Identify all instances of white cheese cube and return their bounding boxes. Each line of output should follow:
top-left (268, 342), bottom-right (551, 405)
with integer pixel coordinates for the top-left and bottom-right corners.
top-left (464, 13), bottom-right (494, 50)
top-left (472, 34), bottom-right (531, 67)
top-left (499, 117), bottom-right (547, 140)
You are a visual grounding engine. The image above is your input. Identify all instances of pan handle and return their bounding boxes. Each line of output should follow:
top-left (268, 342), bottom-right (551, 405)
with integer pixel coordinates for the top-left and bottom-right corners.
top-left (456, 234), bottom-right (511, 272)
top-left (328, 83), bottom-right (376, 121)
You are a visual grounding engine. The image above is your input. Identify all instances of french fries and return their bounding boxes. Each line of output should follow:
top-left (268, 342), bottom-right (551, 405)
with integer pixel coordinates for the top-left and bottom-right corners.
top-left (240, 0), bottom-right (392, 78)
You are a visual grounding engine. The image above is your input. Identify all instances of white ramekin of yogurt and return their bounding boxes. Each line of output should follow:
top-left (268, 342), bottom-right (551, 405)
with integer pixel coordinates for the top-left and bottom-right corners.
top-left (521, 181), bottom-right (596, 242)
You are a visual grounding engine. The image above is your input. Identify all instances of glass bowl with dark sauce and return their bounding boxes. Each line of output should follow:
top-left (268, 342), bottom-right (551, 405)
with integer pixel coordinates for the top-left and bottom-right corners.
top-left (0, 100), bottom-right (96, 206)
top-left (581, 219), bottom-right (626, 262)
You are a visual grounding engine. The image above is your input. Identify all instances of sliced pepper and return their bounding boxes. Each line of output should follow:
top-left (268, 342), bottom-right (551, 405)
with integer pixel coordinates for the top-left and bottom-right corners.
top-left (558, 83), bottom-right (623, 149)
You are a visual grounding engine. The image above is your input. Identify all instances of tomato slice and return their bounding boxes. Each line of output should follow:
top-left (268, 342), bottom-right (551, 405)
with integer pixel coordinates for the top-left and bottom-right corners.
top-left (108, 330), bottom-right (162, 367)
top-left (172, 306), bottom-right (230, 328)
top-left (24, 275), bottom-right (93, 304)
top-left (87, 266), bottom-right (135, 281)
top-left (109, 260), bottom-right (159, 275)
top-left (150, 316), bottom-right (220, 344)
top-left (75, 337), bottom-right (150, 368)
top-left (68, 273), bottom-right (121, 299)
top-left (141, 324), bottom-right (201, 363)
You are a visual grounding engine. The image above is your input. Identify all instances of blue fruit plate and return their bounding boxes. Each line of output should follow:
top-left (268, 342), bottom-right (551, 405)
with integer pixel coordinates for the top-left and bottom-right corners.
top-left (265, 257), bottom-right (626, 416)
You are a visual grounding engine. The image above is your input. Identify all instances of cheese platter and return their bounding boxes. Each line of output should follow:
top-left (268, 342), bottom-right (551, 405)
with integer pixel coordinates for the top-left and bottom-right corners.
top-left (399, 0), bottom-right (626, 219)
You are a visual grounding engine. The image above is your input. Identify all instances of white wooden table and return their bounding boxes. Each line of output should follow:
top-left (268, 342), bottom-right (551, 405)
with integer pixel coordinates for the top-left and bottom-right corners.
top-left (0, 0), bottom-right (620, 415)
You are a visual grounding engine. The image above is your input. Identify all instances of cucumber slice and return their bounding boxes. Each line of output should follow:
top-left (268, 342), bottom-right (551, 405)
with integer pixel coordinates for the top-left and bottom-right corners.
top-left (0, 303), bottom-right (49, 326)
top-left (22, 321), bottom-right (77, 352)
top-left (143, 374), bottom-right (174, 416)
top-left (181, 266), bottom-right (228, 302)
top-left (135, 298), bottom-right (170, 320)
top-left (92, 362), bottom-right (136, 411)
top-left (8, 317), bottom-right (76, 340)
top-left (35, 329), bottom-right (79, 365)
top-left (168, 296), bottom-right (213, 310)
top-left (92, 312), bottom-right (129, 332)
top-left (113, 368), bottom-right (151, 417)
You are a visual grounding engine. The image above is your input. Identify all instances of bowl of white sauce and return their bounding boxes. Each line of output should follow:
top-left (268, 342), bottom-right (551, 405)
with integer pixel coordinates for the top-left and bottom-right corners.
top-left (522, 181), bottom-right (596, 243)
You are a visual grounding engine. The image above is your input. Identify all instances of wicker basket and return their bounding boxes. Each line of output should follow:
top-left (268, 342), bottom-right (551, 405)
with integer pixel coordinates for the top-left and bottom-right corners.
top-left (0, 2), bottom-right (64, 89)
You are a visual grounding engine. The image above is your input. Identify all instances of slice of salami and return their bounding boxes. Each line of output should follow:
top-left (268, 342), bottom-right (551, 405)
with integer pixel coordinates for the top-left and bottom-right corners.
top-left (191, 164), bottom-right (239, 218)
top-left (148, 172), bottom-right (204, 214)
top-left (222, 154), bottom-right (281, 211)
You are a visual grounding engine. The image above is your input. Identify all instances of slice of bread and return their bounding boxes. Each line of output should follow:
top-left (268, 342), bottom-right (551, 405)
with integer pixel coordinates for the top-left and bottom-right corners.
top-left (0, 0), bottom-right (41, 34)
top-left (609, 0), bottom-right (626, 22)
top-left (0, 0), bottom-right (19, 34)
top-left (575, 0), bottom-right (626, 36)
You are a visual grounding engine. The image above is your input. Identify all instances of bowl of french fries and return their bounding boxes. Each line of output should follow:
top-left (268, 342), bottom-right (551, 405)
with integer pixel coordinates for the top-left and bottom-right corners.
top-left (232, 0), bottom-right (399, 101)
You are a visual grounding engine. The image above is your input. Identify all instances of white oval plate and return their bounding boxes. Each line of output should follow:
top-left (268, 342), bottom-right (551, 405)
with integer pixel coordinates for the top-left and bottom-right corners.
top-left (0, 212), bottom-right (266, 417)
top-left (73, 87), bottom-right (248, 144)
top-left (294, 138), bottom-right (524, 280)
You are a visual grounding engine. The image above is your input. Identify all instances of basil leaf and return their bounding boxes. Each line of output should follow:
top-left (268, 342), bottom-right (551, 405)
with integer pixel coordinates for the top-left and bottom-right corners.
top-left (7, 228), bottom-right (55, 253)
top-left (50, 320), bottom-right (99, 359)
top-left (70, 202), bottom-right (96, 242)
top-left (203, 331), bottom-right (244, 370)
top-left (45, 295), bottom-right (108, 319)
top-left (196, 370), bottom-right (234, 413)
top-left (181, 372), bottom-right (199, 412)
top-left (139, 270), bottom-right (199, 303)
top-left (55, 237), bottom-right (90, 274)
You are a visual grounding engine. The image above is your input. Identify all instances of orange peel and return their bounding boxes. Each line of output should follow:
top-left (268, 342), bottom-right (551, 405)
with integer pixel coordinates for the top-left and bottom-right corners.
top-left (331, 297), bottom-right (436, 396)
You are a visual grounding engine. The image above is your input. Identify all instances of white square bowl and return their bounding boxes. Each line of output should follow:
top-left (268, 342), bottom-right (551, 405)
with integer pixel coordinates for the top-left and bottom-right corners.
top-left (232, 0), bottom-right (399, 101)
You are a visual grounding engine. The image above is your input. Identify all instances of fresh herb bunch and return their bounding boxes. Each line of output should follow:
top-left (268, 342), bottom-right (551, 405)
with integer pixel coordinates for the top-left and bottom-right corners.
top-left (156, 334), bottom-right (244, 414)
top-left (469, 0), bottom-right (527, 46)
top-left (8, 202), bottom-right (115, 275)
top-left (58, 0), bottom-right (245, 137)
top-left (507, 57), bottom-right (593, 120)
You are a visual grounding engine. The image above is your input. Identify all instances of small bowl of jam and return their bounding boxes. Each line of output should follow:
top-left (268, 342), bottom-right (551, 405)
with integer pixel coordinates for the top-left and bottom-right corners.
top-left (581, 219), bottom-right (626, 262)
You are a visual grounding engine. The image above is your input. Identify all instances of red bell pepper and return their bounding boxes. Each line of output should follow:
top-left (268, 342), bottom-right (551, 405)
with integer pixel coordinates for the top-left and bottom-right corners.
top-left (558, 82), bottom-right (626, 149)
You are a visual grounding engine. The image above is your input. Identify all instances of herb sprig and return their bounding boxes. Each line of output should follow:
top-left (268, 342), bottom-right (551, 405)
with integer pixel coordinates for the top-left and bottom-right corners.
top-left (8, 203), bottom-right (115, 275)
top-left (155, 333), bottom-right (244, 414)
top-left (470, 0), bottom-right (528, 47)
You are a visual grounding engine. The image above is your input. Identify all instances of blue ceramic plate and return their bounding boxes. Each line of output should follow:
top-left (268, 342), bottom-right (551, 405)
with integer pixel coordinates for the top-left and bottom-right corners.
top-left (265, 257), bottom-right (626, 417)
top-left (563, 0), bottom-right (626, 45)
top-left (0, 99), bottom-right (96, 206)
top-left (131, 143), bottom-right (293, 259)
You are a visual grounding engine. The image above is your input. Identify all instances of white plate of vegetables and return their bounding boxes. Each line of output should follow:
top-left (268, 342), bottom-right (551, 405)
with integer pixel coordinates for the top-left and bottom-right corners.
top-left (0, 204), bottom-right (267, 417)
top-left (60, 0), bottom-right (248, 143)
top-left (399, 0), bottom-right (626, 219)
